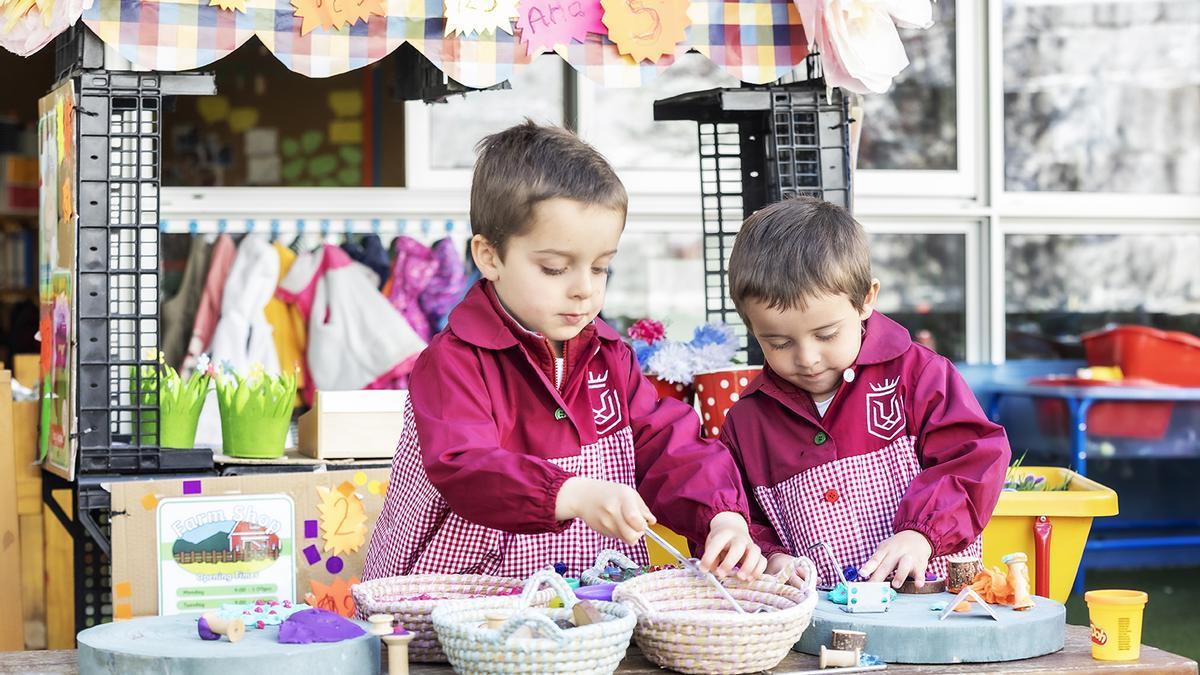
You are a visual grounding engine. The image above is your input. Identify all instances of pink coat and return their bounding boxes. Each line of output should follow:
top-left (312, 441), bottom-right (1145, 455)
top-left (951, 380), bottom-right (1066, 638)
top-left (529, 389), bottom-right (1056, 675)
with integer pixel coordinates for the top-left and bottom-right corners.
top-left (720, 312), bottom-right (1010, 585)
top-left (364, 281), bottom-right (751, 579)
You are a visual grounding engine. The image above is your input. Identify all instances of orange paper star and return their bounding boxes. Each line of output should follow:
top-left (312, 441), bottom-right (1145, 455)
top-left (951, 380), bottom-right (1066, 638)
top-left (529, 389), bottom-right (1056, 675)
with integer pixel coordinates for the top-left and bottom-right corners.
top-left (600, 0), bottom-right (690, 63)
top-left (291, 0), bottom-right (386, 36)
top-left (305, 576), bottom-right (360, 618)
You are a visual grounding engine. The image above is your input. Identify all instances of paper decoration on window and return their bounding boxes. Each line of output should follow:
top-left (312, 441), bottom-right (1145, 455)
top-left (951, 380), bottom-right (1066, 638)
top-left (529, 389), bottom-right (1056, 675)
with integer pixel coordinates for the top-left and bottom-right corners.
top-left (305, 577), bottom-right (359, 618)
top-left (600, 0), bottom-right (690, 63)
top-left (291, 0), bottom-right (387, 36)
top-left (317, 485), bottom-right (367, 556)
top-left (208, 0), bottom-right (246, 13)
top-left (444, 0), bottom-right (520, 37)
top-left (516, 0), bottom-right (605, 56)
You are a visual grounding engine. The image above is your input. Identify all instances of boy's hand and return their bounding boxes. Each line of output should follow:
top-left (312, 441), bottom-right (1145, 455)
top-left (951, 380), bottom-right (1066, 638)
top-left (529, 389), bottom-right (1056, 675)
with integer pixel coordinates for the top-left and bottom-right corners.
top-left (859, 530), bottom-right (933, 589)
top-left (698, 512), bottom-right (767, 582)
top-left (555, 477), bottom-right (655, 545)
top-left (765, 553), bottom-right (809, 588)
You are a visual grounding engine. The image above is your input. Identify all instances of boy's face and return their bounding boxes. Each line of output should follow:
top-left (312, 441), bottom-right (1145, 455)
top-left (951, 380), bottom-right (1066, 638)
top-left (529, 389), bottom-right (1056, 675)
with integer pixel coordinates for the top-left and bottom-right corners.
top-left (743, 283), bottom-right (880, 402)
top-left (473, 198), bottom-right (624, 352)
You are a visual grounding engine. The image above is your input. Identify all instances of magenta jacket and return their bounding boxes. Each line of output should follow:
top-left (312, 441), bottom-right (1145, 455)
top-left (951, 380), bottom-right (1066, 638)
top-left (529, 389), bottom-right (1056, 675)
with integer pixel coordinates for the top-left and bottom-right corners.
top-left (364, 281), bottom-right (750, 579)
top-left (720, 312), bottom-right (1010, 568)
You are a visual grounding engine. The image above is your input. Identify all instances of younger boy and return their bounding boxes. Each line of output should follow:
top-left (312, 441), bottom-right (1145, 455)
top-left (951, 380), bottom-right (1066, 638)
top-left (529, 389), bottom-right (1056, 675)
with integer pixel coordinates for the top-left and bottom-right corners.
top-left (722, 197), bottom-right (1010, 589)
top-left (364, 122), bottom-right (766, 581)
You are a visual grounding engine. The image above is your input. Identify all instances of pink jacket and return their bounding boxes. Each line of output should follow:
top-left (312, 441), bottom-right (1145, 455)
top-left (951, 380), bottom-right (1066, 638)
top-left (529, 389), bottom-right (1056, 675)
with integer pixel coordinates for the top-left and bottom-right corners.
top-left (720, 312), bottom-right (1010, 565)
top-left (363, 281), bottom-right (750, 579)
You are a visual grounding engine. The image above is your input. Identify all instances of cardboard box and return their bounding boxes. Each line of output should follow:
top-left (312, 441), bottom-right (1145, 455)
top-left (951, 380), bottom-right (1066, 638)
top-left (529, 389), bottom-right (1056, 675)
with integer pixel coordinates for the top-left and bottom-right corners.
top-left (298, 390), bottom-right (407, 459)
top-left (0, 372), bottom-right (26, 650)
top-left (111, 468), bottom-right (390, 618)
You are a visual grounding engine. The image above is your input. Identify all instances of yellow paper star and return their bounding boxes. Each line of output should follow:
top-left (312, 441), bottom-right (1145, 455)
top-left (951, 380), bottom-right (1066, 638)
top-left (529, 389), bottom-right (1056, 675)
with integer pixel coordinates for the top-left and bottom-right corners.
top-left (208, 0), bottom-right (246, 13)
top-left (600, 0), bottom-right (691, 63)
top-left (316, 485), bottom-right (367, 556)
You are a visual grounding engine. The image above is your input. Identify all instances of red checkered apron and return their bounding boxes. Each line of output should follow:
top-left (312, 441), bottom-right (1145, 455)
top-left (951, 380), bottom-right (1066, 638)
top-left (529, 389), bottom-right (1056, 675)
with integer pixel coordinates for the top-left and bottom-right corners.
top-left (752, 436), bottom-right (983, 588)
top-left (363, 400), bottom-right (648, 581)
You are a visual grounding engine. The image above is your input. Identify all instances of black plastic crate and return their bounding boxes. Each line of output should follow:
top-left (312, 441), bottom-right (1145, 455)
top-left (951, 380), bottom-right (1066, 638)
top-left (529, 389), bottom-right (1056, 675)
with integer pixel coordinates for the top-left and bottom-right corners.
top-left (653, 57), bottom-right (853, 364)
top-left (53, 24), bottom-right (104, 84)
top-left (74, 71), bottom-right (213, 474)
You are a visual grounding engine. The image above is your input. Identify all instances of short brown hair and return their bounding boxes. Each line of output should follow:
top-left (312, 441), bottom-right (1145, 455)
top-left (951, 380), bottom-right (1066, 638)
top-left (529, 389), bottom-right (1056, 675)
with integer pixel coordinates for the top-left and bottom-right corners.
top-left (728, 197), bottom-right (873, 319)
top-left (470, 120), bottom-right (628, 258)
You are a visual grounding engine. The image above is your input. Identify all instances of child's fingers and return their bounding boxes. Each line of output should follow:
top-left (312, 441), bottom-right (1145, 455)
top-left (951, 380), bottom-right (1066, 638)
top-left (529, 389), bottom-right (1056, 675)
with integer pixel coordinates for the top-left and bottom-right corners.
top-left (865, 549), bottom-right (899, 584)
top-left (735, 542), bottom-right (764, 581)
top-left (912, 558), bottom-right (929, 589)
top-left (698, 530), bottom-right (731, 573)
top-left (621, 501), bottom-right (649, 535)
top-left (891, 555), bottom-right (916, 589)
top-left (715, 539), bottom-right (746, 578)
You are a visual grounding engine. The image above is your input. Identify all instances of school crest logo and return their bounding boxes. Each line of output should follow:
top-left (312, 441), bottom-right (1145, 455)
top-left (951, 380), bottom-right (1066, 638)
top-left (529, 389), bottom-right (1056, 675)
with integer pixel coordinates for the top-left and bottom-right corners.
top-left (588, 369), bottom-right (622, 436)
top-left (865, 377), bottom-right (905, 441)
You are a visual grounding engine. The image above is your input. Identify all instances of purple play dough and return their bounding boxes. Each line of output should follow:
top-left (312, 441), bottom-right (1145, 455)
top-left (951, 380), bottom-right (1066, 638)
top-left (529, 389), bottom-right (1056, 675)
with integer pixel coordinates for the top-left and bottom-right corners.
top-left (574, 584), bottom-right (616, 602)
top-left (196, 616), bottom-right (220, 641)
top-left (277, 609), bottom-right (366, 644)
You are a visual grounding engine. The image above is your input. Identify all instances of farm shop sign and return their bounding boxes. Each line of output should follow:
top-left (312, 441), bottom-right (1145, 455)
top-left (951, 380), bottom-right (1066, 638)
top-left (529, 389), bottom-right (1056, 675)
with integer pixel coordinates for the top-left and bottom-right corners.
top-left (157, 494), bottom-right (297, 615)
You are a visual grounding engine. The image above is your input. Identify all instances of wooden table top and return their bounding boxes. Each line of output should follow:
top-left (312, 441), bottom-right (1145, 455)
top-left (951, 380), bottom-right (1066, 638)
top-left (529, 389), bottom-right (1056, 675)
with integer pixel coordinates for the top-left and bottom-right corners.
top-left (1, 625), bottom-right (1194, 674)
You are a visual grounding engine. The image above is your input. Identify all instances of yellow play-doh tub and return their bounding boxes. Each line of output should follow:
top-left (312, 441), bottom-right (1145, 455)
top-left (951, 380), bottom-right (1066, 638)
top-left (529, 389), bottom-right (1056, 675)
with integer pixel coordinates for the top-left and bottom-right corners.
top-left (983, 467), bottom-right (1119, 603)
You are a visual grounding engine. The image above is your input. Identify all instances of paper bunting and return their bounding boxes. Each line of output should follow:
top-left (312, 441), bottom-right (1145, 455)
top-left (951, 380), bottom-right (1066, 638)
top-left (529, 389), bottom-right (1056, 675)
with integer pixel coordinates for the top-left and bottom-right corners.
top-left (444, 0), bottom-right (519, 36)
top-left (208, 0), bottom-right (247, 13)
top-left (600, 0), bottom-right (690, 63)
top-left (316, 485), bottom-right (367, 556)
top-left (516, 0), bottom-right (605, 56)
top-left (1, 0), bottom-right (91, 57)
top-left (292, 0), bottom-right (387, 36)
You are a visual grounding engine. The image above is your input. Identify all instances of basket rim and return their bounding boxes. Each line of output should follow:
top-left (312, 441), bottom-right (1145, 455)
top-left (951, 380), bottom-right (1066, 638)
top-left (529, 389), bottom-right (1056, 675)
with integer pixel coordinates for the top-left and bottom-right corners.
top-left (612, 569), bottom-right (817, 624)
top-left (431, 599), bottom-right (637, 644)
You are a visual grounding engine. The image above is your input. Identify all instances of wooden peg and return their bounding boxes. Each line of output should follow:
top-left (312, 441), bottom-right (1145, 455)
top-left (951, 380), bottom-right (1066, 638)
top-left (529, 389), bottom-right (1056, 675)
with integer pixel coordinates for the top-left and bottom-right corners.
top-left (819, 645), bottom-right (860, 669)
top-left (381, 631), bottom-right (414, 675)
top-left (197, 613), bottom-right (245, 643)
top-left (367, 614), bottom-right (395, 636)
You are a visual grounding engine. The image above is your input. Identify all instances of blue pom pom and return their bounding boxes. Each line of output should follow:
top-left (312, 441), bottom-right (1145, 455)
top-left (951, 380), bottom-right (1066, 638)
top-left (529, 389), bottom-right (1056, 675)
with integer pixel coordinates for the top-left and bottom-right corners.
top-left (553, 562), bottom-right (568, 576)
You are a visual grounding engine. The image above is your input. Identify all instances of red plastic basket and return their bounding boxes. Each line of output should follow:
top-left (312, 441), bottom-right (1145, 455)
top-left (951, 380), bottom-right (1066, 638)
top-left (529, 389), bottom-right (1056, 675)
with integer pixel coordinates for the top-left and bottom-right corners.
top-left (1081, 325), bottom-right (1200, 387)
top-left (1029, 377), bottom-right (1174, 440)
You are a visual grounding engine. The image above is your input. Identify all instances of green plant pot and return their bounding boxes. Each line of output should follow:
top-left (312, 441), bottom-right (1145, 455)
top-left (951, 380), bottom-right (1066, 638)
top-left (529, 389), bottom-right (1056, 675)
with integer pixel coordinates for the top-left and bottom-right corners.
top-left (218, 402), bottom-right (290, 459)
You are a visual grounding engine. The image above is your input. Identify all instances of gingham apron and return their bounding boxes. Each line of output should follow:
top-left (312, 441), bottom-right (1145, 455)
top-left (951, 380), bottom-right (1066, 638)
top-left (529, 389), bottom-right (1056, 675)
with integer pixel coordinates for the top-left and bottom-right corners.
top-left (753, 436), bottom-right (982, 588)
top-left (363, 399), bottom-right (648, 581)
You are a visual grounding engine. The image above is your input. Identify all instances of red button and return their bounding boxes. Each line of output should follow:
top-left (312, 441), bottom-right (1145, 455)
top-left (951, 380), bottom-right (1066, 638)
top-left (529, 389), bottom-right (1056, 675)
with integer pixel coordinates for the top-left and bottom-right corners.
top-left (824, 489), bottom-right (839, 503)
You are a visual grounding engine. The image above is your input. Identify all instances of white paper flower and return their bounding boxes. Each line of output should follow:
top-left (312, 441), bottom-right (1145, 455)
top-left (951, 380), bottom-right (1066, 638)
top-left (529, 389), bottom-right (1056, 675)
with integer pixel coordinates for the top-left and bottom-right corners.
top-left (794, 0), bottom-right (933, 94)
top-left (0, 0), bottom-right (94, 58)
top-left (647, 341), bottom-right (701, 385)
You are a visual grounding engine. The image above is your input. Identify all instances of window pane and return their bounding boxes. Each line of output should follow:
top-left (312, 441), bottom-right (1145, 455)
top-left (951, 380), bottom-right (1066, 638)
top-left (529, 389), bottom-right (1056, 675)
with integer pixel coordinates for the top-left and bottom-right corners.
top-left (428, 56), bottom-right (564, 170)
top-left (1006, 233), bottom-right (1200, 359)
top-left (857, 0), bottom-right (957, 171)
top-left (582, 52), bottom-right (740, 172)
top-left (603, 229), bottom-right (706, 340)
top-left (869, 232), bottom-right (967, 361)
top-left (1003, 0), bottom-right (1200, 194)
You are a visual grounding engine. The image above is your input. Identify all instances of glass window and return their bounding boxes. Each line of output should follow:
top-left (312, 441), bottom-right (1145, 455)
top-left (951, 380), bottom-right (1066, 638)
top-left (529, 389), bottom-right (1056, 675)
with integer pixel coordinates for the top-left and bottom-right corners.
top-left (1003, 0), bottom-right (1200, 194)
top-left (869, 232), bottom-right (967, 361)
top-left (428, 56), bottom-right (565, 170)
top-left (603, 229), bottom-right (706, 340)
top-left (1005, 232), bottom-right (1200, 359)
top-left (581, 52), bottom-right (741, 172)
top-left (857, 0), bottom-right (957, 171)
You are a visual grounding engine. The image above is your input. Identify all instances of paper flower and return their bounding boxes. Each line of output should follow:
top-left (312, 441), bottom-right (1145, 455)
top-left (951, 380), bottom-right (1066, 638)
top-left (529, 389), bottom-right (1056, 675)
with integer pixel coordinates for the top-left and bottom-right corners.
top-left (793, 0), bottom-right (933, 94)
top-left (0, 0), bottom-right (93, 58)
top-left (646, 341), bottom-right (700, 385)
top-left (692, 322), bottom-right (737, 348)
top-left (627, 319), bottom-right (666, 344)
top-left (692, 341), bottom-right (739, 373)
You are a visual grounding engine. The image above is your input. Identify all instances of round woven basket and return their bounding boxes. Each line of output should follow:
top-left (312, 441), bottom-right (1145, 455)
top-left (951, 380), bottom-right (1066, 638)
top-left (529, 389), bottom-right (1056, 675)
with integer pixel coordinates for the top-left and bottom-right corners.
top-left (580, 549), bottom-right (641, 586)
top-left (612, 558), bottom-right (818, 675)
top-left (352, 574), bottom-right (548, 662)
top-left (432, 570), bottom-right (636, 675)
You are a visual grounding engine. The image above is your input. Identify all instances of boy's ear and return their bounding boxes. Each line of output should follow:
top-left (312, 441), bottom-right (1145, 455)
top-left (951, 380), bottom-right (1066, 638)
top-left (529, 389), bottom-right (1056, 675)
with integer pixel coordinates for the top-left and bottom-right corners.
top-left (471, 234), bottom-right (502, 281)
top-left (859, 279), bottom-right (881, 320)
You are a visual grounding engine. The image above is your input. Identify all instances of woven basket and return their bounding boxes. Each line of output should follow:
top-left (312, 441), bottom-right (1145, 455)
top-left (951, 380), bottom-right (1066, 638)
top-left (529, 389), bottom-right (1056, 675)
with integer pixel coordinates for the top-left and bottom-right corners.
top-left (432, 570), bottom-right (636, 674)
top-left (612, 558), bottom-right (818, 675)
top-left (580, 549), bottom-right (641, 586)
top-left (352, 574), bottom-right (549, 662)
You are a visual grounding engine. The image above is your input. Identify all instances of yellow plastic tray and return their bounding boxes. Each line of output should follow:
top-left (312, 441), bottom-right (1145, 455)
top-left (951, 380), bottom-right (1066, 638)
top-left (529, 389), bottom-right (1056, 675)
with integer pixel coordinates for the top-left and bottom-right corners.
top-left (983, 467), bottom-right (1118, 603)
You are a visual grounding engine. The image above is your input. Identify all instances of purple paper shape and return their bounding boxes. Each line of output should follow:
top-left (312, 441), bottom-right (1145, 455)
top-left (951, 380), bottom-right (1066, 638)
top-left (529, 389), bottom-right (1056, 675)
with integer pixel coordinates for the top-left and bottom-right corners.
top-left (182, 480), bottom-right (202, 495)
top-left (304, 520), bottom-right (319, 538)
top-left (326, 556), bottom-right (344, 574)
top-left (278, 609), bottom-right (366, 644)
top-left (303, 544), bottom-right (321, 565)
